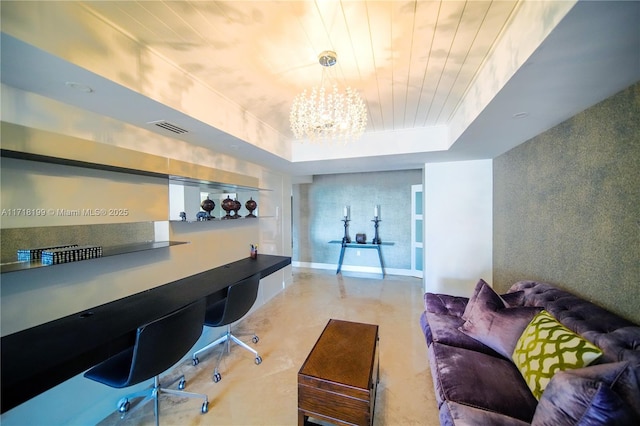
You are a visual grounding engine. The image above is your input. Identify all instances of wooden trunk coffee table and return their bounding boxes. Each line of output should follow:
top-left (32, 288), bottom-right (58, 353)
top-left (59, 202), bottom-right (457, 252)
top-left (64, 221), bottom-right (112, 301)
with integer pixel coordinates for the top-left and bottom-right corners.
top-left (298, 319), bottom-right (380, 426)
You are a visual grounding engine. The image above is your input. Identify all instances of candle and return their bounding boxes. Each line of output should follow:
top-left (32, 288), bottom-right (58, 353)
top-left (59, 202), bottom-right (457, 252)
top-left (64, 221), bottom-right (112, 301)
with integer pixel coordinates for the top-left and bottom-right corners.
top-left (374, 205), bottom-right (379, 217)
top-left (343, 206), bottom-right (348, 218)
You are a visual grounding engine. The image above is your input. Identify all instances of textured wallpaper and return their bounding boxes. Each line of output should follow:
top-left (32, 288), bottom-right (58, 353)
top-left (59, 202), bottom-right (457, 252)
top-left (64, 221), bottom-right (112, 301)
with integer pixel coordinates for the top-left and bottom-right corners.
top-left (494, 82), bottom-right (639, 324)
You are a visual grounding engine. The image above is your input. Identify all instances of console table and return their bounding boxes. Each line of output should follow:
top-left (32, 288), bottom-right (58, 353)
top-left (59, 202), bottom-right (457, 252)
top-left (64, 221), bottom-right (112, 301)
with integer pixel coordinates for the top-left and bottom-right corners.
top-left (329, 241), bottom-right (394, 277)
top-left (0, 254), bottom-right (291, 413)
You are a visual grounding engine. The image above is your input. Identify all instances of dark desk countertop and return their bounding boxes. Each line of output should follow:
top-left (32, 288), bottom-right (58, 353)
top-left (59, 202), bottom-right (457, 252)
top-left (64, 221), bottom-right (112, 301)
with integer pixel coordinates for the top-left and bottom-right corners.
top-left (0, 254), bottom-right (291, 413)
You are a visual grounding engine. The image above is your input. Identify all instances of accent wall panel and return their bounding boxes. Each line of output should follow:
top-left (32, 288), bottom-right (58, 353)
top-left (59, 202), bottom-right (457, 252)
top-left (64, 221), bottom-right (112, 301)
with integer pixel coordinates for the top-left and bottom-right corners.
top-left (493, 82), bottom-right (639, 324)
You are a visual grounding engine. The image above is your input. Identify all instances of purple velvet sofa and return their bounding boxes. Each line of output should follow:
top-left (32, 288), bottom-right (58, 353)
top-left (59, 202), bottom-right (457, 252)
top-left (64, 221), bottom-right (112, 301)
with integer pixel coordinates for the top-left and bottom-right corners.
top-left (420, 280), bottom-right (640, 425)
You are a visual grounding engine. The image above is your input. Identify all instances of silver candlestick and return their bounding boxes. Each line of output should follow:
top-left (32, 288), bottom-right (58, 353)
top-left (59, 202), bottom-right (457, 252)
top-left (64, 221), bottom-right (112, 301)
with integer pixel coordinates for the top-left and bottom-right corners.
top-left (341, 218), bottom-right (351, 244)
top-left (372, 217), bottom-right (381, 244)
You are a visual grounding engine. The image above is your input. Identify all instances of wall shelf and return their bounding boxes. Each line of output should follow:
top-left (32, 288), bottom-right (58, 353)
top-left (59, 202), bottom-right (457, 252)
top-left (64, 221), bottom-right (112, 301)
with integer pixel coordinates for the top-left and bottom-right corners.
top-left (170, 184), bottom-right (272, 222)
top-left (182, 216), bottom-right (273, 222)
top-left (0, 241), bottom-right (187, 274)
top-left (169, 216), bottom-right (277, 224)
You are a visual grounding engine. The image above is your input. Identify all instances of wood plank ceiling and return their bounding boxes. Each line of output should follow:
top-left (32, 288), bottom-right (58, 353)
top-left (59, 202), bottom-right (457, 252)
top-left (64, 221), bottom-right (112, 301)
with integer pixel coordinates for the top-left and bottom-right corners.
top-left (82, 0), bottom-right (519, 139)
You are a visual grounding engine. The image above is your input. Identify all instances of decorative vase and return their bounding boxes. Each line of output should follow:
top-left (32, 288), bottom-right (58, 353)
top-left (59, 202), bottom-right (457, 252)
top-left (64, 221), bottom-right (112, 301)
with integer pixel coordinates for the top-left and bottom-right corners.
top-left (233, 198), bottom-right (242, 218)
top-left (200, 197), bottom-right (215, 219)
top-left (221, 195), bottom-right (235, 220)
top-left (245, 197), bottom-right (257, 218)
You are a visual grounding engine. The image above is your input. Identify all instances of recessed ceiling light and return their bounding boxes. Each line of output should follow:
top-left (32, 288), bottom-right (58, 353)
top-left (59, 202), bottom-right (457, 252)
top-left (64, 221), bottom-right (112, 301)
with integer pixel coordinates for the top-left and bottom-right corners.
top-left (512, 112), bottom-right (529, 119)
top-left (65, 81), bottom-right (94, 93)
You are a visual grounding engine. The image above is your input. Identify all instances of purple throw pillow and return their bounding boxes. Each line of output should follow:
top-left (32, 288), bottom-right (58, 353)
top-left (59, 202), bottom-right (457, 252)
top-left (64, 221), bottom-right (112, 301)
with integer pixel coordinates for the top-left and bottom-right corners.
top-left (461, 280), bottom-right (525, 320)
top-left (459, 281), bottom-right (541, 359)
top-left (461, 278), bottom-right (501, 320)
top-left (531, 362), bottom-right (640, 425)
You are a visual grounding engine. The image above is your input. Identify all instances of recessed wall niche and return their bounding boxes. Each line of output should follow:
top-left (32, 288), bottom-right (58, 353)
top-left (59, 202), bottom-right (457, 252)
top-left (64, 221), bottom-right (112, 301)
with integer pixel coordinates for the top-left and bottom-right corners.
top-left (0, 222), bottom-right (155, 264)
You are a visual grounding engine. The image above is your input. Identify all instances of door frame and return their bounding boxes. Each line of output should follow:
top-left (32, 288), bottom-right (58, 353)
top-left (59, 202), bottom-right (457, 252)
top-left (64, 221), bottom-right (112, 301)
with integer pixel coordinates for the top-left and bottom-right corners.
top-left (411, 184), bottom-right (423, 278)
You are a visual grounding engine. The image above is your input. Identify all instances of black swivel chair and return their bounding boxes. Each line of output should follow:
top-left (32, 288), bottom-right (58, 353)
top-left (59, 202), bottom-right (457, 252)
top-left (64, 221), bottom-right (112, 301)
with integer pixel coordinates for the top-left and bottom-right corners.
top-left (84, 299), bottom-right (209, 425)
top-left (192, 273), bottom-right (262, 383)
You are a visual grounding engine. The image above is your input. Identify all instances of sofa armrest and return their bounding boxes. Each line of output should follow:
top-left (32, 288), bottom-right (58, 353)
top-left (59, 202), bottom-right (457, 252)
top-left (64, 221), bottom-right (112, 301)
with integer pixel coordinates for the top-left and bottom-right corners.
top-left (424, 292), bottom-right (468, 317)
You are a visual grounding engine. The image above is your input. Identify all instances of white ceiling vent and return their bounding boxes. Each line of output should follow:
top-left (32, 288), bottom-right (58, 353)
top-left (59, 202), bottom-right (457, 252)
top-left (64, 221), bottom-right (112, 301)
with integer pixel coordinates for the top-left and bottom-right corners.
top-left (148, 120), bottom-right (189, 135)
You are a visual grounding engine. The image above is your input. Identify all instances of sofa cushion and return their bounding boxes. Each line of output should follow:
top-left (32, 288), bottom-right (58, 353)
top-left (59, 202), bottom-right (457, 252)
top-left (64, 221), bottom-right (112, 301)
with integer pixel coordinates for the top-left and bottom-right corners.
top-left (419, 311), bottom-right (431, 345)
top-left (440, 401), bottom-right (530, 426)
top-left (508, 281), bottom-right (640, 364)
top-left (426, 311), bottom-right (500, 356)
top-left (458, 281), bottom-right (542, 359)
top-left (424, 292), bottom-right (468, 317)
top-left (582, 326), bottom-right (640, 365)
top-left (424, 289), bottom-right (523, 317)
top-left (429, 342), bottom-right (538, 422)
top-left (512, 310), bottom-right (603, 399)
top-left (501, 290), bottom-right (525, 307)
top-left (531, 361), bottom-right (640, 425)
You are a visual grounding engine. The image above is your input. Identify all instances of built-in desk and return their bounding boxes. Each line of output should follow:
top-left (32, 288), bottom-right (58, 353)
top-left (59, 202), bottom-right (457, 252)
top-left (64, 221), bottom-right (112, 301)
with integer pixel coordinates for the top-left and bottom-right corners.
top-left (0, 254), bottom-right (291, 413)
top-left (329, 241), bottom-right (394, 277)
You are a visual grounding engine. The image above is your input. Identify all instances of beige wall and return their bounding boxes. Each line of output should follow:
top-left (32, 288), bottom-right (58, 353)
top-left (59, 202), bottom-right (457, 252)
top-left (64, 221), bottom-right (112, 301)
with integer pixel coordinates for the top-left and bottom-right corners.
top-left (493, 82), bottom-right (640, 324)
top-left (0, 86), bottom-right (292, 337)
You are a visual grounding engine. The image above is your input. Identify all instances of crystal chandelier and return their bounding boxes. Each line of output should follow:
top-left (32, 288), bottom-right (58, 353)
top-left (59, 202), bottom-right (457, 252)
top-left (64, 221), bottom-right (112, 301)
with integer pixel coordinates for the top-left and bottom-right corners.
top-left (290, 51), bottom-right (367, 144)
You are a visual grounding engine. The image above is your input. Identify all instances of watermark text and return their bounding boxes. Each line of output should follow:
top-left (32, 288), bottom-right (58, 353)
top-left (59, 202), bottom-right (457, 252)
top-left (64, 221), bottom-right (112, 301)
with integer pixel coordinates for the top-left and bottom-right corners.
top-left (1, 208), bottom-right (130, 217)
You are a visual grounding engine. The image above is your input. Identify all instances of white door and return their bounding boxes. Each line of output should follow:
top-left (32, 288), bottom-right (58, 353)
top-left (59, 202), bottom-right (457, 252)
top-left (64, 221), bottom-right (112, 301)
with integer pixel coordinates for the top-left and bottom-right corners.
top-left (411, 184), bottom-right (423, 278)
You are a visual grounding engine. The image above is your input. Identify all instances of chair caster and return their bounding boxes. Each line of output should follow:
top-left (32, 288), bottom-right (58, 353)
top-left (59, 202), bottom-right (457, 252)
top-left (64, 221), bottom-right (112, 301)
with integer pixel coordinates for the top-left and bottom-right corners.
top-left (192, 357), bottom-right (199, 366)
top-left (255, 355), bottom-right (262, 365)
top-left (252, 335), bottom-right (259, 344)
top-left (117, 398), bottom-right (130, 413)
top-left (201, 401), bottom-right (209, 414)
top-left (178, 378), bottom-right (186, 390)
top-left (213, 372), bottom-right (222, 383)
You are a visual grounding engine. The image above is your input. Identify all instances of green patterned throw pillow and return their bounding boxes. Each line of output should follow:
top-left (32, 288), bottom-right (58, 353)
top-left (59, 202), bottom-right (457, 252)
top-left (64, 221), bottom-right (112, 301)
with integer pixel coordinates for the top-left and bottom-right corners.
top-left (512, 310), bottom-right (603, 400)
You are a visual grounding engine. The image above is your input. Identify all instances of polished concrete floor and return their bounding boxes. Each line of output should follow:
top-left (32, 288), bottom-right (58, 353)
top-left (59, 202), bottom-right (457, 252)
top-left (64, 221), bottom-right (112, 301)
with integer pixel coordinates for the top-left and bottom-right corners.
top-left (98, 268), bottom-right (440, 425)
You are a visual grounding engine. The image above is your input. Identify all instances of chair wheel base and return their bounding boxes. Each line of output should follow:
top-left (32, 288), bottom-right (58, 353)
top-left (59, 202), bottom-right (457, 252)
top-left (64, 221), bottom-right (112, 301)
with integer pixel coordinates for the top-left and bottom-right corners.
top-left (178, 378), bottom-right (186, 390)
top-left (192, 357), bottom-right (199, 366)
top-left (213, 372), bottom-right (222, 383)
top-left (117, 398), bottom-right (130, 413)
top-left (255, 355), bottom-right (262, 365)
top-left (202, 401), bottom-right (209, 413)
top-left (252, 335), bottom-right (259, 344)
